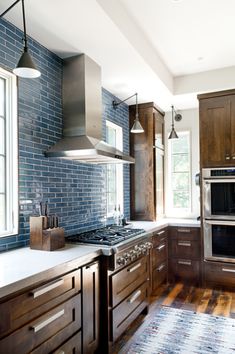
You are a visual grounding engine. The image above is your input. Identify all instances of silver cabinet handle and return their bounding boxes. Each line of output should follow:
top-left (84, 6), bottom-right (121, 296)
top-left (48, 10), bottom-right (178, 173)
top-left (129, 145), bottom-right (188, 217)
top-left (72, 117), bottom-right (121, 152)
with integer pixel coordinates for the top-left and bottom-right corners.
top-left (31, 309), bottom-right (64, 333)
top-left (157, 244), bottom-right (166, 251)
top-left (177, 228), bottom-right (190, 233)
top-left (232, 156), bottom-right (235, 160)
top-left (222, 268), bottom-right (235, 273)
top-left (156, 230), bottom-right (165, 236)
top-left (178, 260), bottom-right (192, 266)
top-left (57, 351), bottom-right (65, 354)
top-left (127, 263), bottom-right (141, 273)
top-left (31, 278), bottom-right (64, 298)
top-left (128, 290), bottom-right (141, 304)
top-left (225, 156), bottom-right (231, 160)
top-left (178, 241), bottom-right (191, 247)
top-left (157, 263), bottom-right (165, 272)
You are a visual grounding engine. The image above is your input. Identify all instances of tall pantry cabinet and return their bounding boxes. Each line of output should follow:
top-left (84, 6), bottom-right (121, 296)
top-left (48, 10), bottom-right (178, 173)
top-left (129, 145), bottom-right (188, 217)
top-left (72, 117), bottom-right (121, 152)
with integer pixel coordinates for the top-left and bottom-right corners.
top-left (129, 102), bottom-right (165, 221)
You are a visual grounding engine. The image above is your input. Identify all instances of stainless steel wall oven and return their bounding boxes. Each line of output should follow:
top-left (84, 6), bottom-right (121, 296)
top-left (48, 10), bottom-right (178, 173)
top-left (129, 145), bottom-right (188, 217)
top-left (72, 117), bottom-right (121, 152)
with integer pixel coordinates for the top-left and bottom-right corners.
top-left (202, 167), bottom-right (235, 263)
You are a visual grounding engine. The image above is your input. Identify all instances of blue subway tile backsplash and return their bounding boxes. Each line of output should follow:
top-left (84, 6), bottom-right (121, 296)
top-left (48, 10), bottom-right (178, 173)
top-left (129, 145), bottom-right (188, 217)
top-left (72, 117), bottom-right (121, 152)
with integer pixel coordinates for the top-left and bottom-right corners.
top-left (0, 18), bottom-right (130, 251)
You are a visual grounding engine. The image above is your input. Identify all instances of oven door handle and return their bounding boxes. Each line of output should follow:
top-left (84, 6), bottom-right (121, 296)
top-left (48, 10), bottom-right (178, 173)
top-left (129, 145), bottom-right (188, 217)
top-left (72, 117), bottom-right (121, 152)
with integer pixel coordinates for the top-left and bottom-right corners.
top-left (204, 219), bottom-right (235, 226)
top-left (204, 178), bottom-right (235, 183)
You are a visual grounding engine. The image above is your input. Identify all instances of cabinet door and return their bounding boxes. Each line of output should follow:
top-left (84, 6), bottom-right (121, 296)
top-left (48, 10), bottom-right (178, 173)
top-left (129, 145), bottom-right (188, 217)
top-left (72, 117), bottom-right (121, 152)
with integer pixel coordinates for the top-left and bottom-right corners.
top-left (82, 261), bottom-right (99, 354)
top-left (230, 95), bottom-right (235, 160)
top-left (199, 96), bottom-right (231, 167)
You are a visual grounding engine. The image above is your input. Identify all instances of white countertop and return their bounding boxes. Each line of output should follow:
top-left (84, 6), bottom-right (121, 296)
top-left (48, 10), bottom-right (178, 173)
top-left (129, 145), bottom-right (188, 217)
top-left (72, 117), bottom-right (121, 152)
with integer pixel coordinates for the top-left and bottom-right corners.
top-left (0, 218), bottom-right (200, 300)
top-left (0, 244), bottom-right (101, 299)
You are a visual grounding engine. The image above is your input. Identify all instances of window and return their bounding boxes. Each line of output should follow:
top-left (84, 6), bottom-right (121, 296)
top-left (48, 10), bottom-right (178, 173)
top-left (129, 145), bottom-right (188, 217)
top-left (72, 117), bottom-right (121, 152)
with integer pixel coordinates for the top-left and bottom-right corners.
top-left (0, 67), bottom-right (18, 237)
top-left (167, 131), bottom-right (191, 215)
top-left (106, 121), bottom-right (123, 216)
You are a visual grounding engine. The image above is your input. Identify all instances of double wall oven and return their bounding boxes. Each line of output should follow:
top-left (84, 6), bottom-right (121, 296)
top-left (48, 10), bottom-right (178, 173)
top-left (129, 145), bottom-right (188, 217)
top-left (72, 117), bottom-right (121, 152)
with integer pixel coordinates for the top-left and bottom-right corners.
top-left (202, 167), bottom-right (235, 263)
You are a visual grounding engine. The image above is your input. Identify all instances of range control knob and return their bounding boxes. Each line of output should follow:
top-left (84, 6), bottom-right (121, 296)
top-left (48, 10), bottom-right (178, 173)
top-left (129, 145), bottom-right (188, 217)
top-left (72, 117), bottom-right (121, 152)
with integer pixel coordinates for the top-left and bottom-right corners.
top-left (123, 252), bottom-right (131, 262)
top-left (117, 257), bottom-right (126, 266)
top-left (146, 242), bottom-right (153, 249)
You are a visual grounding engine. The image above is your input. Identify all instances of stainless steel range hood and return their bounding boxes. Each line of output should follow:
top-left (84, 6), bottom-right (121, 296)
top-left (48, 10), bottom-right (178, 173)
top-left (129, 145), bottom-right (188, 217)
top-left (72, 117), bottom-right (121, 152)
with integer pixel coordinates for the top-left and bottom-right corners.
top-left (45, 54), bottom-right (134, 164)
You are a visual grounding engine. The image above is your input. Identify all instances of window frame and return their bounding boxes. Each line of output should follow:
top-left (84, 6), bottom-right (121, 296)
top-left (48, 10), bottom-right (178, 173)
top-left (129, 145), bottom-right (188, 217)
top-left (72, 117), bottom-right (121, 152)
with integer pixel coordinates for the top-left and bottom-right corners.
top-left (0, 67), bottom-right (18, 237)
top-left (105, 120), bottom-right (123, 217)
top-left (166, 130), bottom-right (192, 217)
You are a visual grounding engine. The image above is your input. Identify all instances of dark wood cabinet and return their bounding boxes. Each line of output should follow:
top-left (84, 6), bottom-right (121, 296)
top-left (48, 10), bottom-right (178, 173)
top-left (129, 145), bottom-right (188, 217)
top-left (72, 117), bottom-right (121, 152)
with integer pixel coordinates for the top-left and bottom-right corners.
top-left (0, 258), bottom-right (100, 354)
top-left (82, 261), bottom-right (99, 354)
top-left (168, 226), bottom-right (201, 285)
top-left (129, 102), bottom-right (165, 220)
top-left (198, 89), bottom-right (235, 167)
top-left (151, 228), bottom-right (168, 293)
top-left (203, 260), bottom-right (235, 290)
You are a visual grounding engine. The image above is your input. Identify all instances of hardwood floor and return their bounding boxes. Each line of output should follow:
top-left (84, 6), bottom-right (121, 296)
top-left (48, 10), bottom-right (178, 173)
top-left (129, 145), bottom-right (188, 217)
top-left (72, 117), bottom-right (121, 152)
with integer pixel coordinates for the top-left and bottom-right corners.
top-left (112, 283), bottom-right (235, 353)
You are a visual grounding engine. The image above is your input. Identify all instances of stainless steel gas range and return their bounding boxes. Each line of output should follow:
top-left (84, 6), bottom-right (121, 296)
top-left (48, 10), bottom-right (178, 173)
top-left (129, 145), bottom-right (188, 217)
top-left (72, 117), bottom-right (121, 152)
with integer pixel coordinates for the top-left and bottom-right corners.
top-left (66, 225), bottom-right (152, 270)
top-left (67, 225), bottom-right (152, 352)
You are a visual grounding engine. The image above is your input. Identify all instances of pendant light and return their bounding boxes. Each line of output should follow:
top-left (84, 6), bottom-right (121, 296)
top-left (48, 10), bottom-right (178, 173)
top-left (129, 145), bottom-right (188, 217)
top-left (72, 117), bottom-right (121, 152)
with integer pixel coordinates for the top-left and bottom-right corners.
top-left (112, 92), bottom-right (144, 134)
top-left (168, 105), bottom-right (179, 139)
top-left (0, 0), bottom-right (41, 78)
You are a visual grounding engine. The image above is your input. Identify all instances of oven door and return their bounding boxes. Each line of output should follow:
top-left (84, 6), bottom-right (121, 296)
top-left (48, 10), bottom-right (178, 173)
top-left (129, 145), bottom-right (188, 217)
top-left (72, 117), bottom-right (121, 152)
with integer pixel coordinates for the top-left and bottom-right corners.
top-left (204, 219), bottom-right (235, 263)
top-left (203, 178), bottom-right (235, 220)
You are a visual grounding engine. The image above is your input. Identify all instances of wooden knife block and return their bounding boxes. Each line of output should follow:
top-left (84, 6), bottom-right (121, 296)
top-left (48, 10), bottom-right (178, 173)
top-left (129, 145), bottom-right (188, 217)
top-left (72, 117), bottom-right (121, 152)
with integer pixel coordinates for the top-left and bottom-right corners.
top-left (30, 216), bottom-right (65, 251)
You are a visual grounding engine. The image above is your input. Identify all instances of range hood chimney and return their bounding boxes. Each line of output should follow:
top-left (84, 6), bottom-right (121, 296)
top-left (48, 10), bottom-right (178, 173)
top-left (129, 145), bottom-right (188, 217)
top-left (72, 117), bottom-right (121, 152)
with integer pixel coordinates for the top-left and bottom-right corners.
top-left (45, 54), bottom-right (134, 164)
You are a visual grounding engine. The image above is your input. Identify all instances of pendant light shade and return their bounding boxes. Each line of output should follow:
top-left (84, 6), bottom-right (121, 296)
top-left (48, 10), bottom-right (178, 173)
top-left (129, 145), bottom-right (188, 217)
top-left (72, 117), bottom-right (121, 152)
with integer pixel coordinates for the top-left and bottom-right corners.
top-left (168, 105), bottom-right (179, 139)
top-left (113, 92), bottom-right (144, 134)
top-left (0, 0), bottom-right (41, 79)
top-left (13, 47), bottom-right (41, 78)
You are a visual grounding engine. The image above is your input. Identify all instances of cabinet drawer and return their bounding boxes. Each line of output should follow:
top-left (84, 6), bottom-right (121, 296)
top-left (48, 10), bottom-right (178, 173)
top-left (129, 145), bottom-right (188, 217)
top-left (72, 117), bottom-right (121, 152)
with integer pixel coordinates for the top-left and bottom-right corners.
top-left (152, 228), bottom-right (168, 247)
top-left (170, 259), bottom-right (200, 284)
top-left (204, 261), bottom-right (235, 288)
top-left (111, 256), bottom-right (149, 308)
top-left (0, 269), bottom-right (80, 338)
top-left (52, 331), bottom-right (81, 354)
top-left (0, 294), bottom-right (81, 354)
top-left (152, 262), bottom-right (167, 291)
top-left (152, 241), bottom-right (167, 267)
top-left (112, 281), bottom-right (148, 341)
top-left (170, 239), bottom-right (200, 260)
top-left (170, 227), bottom-right (200, 241)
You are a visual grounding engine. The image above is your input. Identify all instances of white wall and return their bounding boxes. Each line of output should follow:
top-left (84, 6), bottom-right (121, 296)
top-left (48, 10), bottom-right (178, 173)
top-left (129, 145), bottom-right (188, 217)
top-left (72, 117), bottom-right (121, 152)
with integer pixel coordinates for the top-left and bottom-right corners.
top-left (164, 108), bottom-right (200, 219)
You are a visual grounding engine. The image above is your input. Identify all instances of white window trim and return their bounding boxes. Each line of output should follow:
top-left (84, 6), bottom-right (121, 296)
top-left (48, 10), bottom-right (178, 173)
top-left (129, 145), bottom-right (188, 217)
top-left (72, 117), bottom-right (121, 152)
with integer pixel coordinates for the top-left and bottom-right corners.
top-left (165, 130), bottom-right (192, 218)
top-left (106, 120), bottom-right (123, 217)
top-left (0, 67), bottom-right (18, 237)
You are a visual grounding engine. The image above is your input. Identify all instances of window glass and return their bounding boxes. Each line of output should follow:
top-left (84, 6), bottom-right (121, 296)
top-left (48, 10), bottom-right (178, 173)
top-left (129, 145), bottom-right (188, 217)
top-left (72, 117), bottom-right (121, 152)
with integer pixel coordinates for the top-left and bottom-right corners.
top-left (168, 131), bottom-right (191, 212)
top-left (106, 121), bottom-right (123, 217)
top-left (0, 67), bottom-right (18, 237)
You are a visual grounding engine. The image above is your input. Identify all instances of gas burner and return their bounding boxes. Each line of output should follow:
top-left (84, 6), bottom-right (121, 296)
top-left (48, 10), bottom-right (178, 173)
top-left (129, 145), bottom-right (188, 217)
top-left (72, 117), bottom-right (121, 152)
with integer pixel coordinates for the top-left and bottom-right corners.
top-left (66, 226), bottom-right (145, 246)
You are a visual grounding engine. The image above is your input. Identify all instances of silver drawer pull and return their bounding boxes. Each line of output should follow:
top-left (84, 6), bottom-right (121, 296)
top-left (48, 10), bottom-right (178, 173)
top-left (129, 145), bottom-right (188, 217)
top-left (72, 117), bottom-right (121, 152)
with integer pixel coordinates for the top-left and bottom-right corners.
top-left (157, 264), bottom-right (165, 272)
top-left (178, 260), bottom-right (192, 266)
top-left (225, 156), bottom-right (231, 160)
top-left (31, 309), bottom-right (64, 333)
top-left (177, 228), bottom-right (190, 233)
top-left (157, 244), bottom-right (166, 251)
top-left (128, 290), bottom-right (142, 304)
top-left (156, 230), bottom-right (165, 236)
top-left (222, 268), bottom-right (235, 273)
top-left (32, 278), bottom-right (64, 298)
top-left (127, 263), bottom-right (141, 273)
top-left (178, 241), bottom-right (191, 247)
top-left (57, 351), bottom-right (65, 354)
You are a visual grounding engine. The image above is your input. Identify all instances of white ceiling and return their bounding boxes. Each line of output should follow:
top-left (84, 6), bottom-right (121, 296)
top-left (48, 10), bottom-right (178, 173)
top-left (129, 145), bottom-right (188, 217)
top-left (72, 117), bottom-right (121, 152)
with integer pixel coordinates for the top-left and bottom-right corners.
top-left (1, 0), bottom-right (235, 111)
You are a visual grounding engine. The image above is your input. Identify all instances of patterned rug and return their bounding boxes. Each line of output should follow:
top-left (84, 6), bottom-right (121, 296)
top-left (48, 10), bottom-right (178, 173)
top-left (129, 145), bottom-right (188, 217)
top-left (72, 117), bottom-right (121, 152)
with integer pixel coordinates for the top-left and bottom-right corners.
top-left (123, 306), bottom-right (235, 354)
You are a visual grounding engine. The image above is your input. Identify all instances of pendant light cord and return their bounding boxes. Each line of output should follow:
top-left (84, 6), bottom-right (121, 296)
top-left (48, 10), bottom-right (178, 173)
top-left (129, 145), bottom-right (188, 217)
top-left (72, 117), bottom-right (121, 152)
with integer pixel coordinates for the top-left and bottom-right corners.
top-left (21, 0), bottom-right (28, 50)
top-left (135, 93), bottom-right (138, 120)
top-left (171, 105), bottom-right (174, 128)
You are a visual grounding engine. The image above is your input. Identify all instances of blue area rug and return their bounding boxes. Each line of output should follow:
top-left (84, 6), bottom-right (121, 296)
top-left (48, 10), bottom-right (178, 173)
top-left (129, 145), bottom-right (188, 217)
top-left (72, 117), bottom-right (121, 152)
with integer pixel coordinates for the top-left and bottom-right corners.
top-left (125, 306), bottom-right (235, 354)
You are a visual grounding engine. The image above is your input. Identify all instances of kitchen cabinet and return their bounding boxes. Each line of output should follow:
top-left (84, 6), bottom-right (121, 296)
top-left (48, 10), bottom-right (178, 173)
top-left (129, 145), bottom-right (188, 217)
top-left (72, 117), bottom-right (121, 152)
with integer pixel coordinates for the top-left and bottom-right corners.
top-left (168, 226), bottom-right (201, 285)
top-left (203, 260), bottom-right (235, 290)
top-left (0, 259), bottom-right (100, 354)
top-left (151, 227), bottom-right (168, 293)
top-left (129, 102), bottom-right (165, 221)
top-left (198, 89), bottom-right (235, 167)
top-left (82, 261), bottom-right (99, 354)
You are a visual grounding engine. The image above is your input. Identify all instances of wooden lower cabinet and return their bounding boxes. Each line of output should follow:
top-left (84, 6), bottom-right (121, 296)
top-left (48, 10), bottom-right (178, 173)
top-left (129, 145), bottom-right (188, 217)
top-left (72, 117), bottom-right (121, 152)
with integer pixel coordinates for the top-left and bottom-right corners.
top-left (151, 227), bottom-right (168, 293)
top-left (203, 261), bottom-right (235, 289)
top-left (82, 261), bottom-right (99, 354)
top-left (168, 226), bottom-right (201, 285)
top-left (0, 259), bottom-right (100, 354)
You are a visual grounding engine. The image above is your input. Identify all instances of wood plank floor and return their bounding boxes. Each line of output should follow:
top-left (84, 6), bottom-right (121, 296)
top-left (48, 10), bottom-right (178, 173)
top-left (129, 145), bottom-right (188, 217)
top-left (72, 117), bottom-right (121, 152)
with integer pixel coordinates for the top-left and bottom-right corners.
top-left (112, 283), bottom-right (235, 353)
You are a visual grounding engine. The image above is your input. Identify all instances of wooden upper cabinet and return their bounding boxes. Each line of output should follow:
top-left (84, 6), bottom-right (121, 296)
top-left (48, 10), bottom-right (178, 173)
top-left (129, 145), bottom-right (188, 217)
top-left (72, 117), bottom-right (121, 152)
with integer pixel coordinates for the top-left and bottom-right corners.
top-left (198, 90), bottom-right (235, 167)
top-left (129, 102), bottom-right (165, 221)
